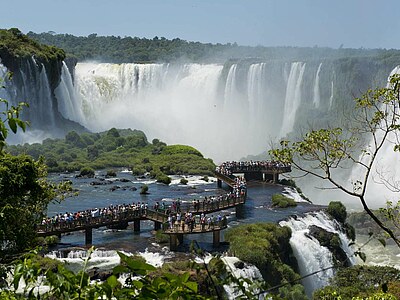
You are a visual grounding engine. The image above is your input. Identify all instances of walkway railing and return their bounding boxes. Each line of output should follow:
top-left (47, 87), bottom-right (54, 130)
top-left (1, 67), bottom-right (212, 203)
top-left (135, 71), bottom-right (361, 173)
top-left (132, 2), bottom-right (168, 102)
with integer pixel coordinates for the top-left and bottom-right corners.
top-left (36, 195), bottom-right (245, 236)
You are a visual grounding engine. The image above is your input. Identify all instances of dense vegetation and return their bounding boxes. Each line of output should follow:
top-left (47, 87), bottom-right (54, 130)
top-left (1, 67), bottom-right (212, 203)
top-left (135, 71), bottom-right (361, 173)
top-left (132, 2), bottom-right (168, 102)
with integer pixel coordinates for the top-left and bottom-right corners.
top-left (271, 193), bottom-right (297, 208)
top-left (0, 28), bottom-right (65, 64)
top-left (225, 223), bottom-right (307, 299)
top-left (26, 31), bottom-right (400, 64)
top-left (314, 265), bottom-right (400, 299)
top-left (6, 128), bottom-right (216, 179)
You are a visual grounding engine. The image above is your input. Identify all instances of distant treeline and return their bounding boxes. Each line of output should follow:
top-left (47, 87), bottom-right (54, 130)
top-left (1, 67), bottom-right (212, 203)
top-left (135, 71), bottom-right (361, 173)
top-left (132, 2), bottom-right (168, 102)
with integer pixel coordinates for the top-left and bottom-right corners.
top-left (26, 31), bottom-right (400, 64)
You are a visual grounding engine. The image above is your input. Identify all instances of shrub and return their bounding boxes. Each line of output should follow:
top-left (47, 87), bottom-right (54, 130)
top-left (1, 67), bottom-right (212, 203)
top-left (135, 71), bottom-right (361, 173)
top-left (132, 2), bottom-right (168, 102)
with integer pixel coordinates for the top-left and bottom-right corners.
top-left (154, 230), bottom-right (169, 244)
top-left (156, 173), bottom-right (171, 185)
top-left (140, 185), bottom-right (149, 194)
top-left (271, 194), bottom-right (297, 208)
top-left (78, 167), bottom-right (95, 178)
top-left (106, 169), bottom-right (117, 177)
top-left (327, 201), bottom-right (347, 224)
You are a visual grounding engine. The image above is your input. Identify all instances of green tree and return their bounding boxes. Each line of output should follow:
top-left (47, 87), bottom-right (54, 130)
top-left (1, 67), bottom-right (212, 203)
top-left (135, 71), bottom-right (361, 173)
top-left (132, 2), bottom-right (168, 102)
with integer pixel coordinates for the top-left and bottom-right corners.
top-left (270, 74), bottom-right (400, 247)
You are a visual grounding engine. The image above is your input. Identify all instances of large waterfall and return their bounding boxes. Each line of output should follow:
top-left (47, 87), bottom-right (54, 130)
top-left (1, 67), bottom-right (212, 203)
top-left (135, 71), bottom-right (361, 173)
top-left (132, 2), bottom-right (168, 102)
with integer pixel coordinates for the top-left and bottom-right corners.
top-left (280, 211), bottom-right (355, 297)
top-left (1, 56), bottom-right (393, 163)
top-left (51, 60), bottom-right (353, 162)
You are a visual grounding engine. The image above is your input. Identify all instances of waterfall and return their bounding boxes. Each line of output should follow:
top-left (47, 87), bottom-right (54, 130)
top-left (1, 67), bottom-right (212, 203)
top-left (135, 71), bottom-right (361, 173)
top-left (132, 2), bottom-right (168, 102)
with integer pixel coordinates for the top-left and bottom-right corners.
top-left (223, 64), bottom-right (239, 109)
top-left (329, 80), bottom-right (334, 109)
top-left (55, 62), bottom-right (85, 123)
top-left (3, 57), bottom-right (388, 161)
top-left (313, 63), bottom-right (322, 108)
top-left (247, 63), bottom-right (266, 130)
top-left (280, 62), bottom-right (306, 137)
top-left (279, 211), bottom-right (355, 296)
top-left (348, 65), bottom-right (400, 209)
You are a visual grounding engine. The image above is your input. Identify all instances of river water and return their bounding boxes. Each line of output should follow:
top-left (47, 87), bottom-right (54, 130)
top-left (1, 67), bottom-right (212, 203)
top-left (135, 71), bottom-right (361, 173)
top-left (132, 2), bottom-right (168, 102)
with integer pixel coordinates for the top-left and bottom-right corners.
top-left (47, 170), bottom-right (322, 253)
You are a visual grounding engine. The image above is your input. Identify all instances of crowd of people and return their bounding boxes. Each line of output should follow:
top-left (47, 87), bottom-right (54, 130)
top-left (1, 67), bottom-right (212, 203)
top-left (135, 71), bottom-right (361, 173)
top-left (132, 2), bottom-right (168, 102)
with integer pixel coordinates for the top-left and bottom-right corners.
top-left (165, 211), bottom-right (227, 233)
top-left (39, 202), bottom-right (148, 231)
top-left (215, 160), bottom-right (291, 176)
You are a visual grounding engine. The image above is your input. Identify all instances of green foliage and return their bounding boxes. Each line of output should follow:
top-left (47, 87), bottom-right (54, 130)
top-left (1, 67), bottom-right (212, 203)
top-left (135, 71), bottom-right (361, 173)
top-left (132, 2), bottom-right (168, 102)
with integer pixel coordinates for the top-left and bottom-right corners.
top-left (140, 184), bottom-right (149, 195)
top-left (7, 128), bottom-right (216, 176)
top-left (106, 169), bottom-right (117, 177)
top-left (26, 31), bottom-right (400, 64)
top-left (225, 223), bottom-right (304, 297)
top-left (271, 193), bottom-right (297, 208)
top-left (156, 173), bottom-right (171, 185)
top-left (0, 97), bottom-right (28, 152)
top-left (0, 153), bottom-right (71, 259)
top-left (154, 230), bottom-right (169, 244)
top-left (0, 28), bottom-right (65, 63)
top-left (313, 265), bottom-right (400, 299)
top-left (78, 166), bottom-right (95, 178)
top-left (327, 201), bottom-right (347, 224)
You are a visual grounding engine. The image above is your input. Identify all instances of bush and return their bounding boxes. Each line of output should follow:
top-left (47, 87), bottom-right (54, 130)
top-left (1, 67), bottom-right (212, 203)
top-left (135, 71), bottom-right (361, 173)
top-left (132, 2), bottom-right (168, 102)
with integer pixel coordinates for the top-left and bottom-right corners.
top-left (154, 230), bottom-right (169, 244)
top-left (78, 166), bottom-right (95, 178)
top-left (327, 201), bottom-right (347, 224)
top-left (44, 235), bottom-right (60, 246)
top-left (140, 184), bottom-right (149, 194)
top-left (271, 194), bottom-right (297, 208)
top-left (106, 169), bottom-right (117, 177)
top-left (156, 173), bottom-right (171, 185)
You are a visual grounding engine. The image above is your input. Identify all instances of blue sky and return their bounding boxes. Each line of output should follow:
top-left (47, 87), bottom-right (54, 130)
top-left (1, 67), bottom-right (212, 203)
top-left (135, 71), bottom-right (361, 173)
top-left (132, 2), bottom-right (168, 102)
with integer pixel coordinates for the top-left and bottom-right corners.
top-left (3, 0), bottom-right (400, 49)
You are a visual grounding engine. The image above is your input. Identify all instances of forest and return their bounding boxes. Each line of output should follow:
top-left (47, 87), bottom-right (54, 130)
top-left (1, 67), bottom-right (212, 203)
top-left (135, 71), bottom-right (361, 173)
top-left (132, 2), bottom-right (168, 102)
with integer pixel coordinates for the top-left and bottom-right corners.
top-left (27, 31), bottom-right (400, 64)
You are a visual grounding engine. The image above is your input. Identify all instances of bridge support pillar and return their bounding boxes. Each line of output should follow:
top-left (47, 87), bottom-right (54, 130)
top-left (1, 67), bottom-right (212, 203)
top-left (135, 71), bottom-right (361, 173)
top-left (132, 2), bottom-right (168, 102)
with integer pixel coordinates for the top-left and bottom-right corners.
top-left (235, 204), bottom-right (245, 219)
top-left (213, 230), bottom-right (220, 247)
top-left (85, 228), bottom-right (92, 245)
top-left (170, 234), bottom-right (178, 251)
top-left (177, 233), bottom-right (184, 244)
top-left (273, 173), bottom-right (279, 183)
top-left (217, 179), bottom-right (222, 188)
top-left (134, 220), bottom-right (140, 232)
top-left (154, 221), bottom-right (162, 231)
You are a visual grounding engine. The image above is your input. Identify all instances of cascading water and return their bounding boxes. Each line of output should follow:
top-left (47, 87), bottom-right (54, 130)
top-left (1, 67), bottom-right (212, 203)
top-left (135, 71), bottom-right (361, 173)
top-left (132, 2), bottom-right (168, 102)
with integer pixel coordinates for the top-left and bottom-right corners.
top-left (2, 56), bottom-right (390, 162)
top-left (313, 63), bottom-right (322, 108)
top-left (347, 65), bottom-right (400, 209)
top-left (279, 211), bottom-right (355, 297)
top-left (55, 62), bottom-right (85, 124)
top-left (280, 62), bottom-right (306, 137)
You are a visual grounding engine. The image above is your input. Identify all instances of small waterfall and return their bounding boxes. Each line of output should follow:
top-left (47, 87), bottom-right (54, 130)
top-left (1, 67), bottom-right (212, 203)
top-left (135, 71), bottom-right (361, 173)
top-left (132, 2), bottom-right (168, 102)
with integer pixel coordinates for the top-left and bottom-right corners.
top-left (279, 211), bottom-right (355, 296)
top-left (55, 62), bottom-right (85, 123)
top-left (223, 64), bottom-right (239, 109)
top-left (247, 63), bottom-right (266, 130)
top-left (222, 256), bottom-right (265, 299)
top-left (329, 80), bottom-right (334, 109)
top-left (313, 63), bottom-right (322, 108)
top-left (280, 62), bottom-right (306, 137)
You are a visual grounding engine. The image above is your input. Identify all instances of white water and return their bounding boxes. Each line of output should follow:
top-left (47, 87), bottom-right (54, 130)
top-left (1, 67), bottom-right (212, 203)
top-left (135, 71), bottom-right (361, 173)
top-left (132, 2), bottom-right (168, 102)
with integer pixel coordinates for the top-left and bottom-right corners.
top-left (348, 66), bottom-right (400, 209)
top-left (46, 246), bottom-right (173, 272)
top-left (280, 62), bottom-right (306, 137)
top-left (313, 63), bottom-right (322, 108)
top-left (222, 256), bottom-right (265, 299)
top-left (279, 211), bottom-right (355, 297)
top-left (48, 61), bottom-right (329, 161)
top-left (55, 62), bottom-right (85, 123)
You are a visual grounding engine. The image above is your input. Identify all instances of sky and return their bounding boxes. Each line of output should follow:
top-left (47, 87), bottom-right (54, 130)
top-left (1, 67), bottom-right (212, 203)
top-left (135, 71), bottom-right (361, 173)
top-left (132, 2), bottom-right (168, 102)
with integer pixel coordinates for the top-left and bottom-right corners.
top-left (3, 0), bottom-right (400, 49)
